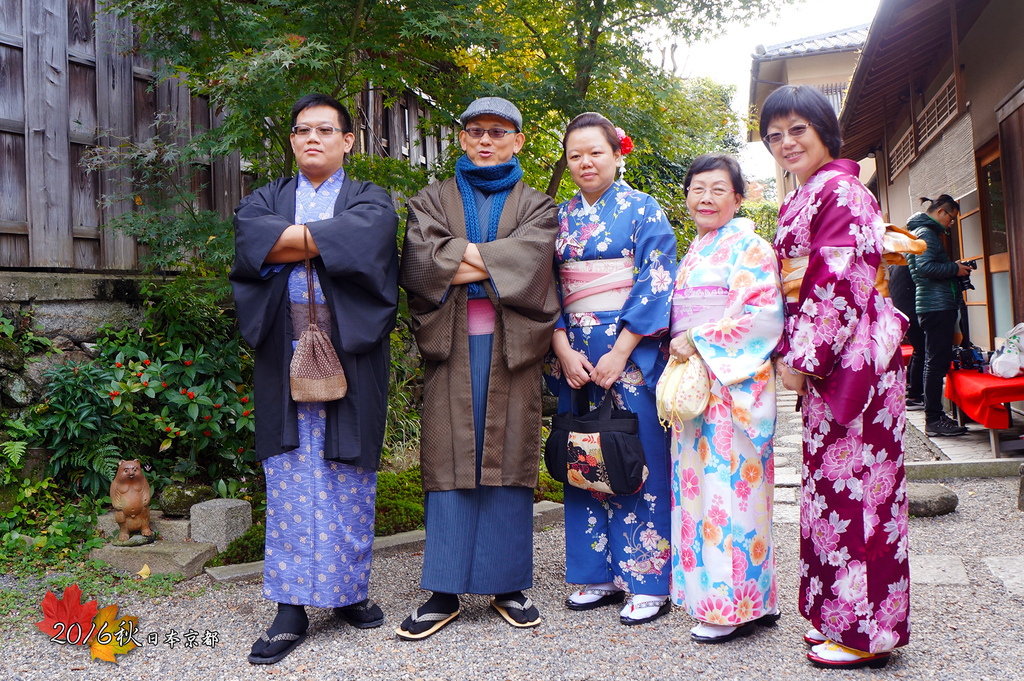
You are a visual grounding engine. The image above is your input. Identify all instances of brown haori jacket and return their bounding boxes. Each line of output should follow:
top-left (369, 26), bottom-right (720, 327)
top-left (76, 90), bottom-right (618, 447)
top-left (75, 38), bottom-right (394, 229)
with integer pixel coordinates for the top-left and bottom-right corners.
top-left (400, 177), bottom-right (560, 492)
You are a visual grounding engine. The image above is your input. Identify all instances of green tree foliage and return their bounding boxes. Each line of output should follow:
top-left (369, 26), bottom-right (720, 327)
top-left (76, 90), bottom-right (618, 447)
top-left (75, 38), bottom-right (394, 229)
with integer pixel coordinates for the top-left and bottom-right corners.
top-left (104, 0), bottom-right (492, 183)
top-left (460, 0), bottom-right (781, 195)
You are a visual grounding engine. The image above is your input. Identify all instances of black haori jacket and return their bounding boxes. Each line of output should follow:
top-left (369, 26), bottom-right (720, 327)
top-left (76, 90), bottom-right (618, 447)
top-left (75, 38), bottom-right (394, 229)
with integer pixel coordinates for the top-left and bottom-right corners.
top-left (229, 175), bottom-right (399, 470)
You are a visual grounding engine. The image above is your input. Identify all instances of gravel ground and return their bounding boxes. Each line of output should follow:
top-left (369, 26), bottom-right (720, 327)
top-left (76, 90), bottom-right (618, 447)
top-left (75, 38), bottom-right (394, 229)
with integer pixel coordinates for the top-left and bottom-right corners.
top-left (3, 412), bottom-right (1020, 680)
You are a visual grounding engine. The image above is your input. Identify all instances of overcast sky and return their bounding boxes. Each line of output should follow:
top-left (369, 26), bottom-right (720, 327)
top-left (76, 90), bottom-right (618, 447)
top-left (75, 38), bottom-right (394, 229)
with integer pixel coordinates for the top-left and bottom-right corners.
top-left (663, 0), bottom-right (883, 179)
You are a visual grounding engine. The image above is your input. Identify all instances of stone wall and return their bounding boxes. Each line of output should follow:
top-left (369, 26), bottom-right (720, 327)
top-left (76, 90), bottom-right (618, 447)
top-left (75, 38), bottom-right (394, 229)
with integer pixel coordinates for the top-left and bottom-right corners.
top-left (0, 272), bottom-right (147, 409)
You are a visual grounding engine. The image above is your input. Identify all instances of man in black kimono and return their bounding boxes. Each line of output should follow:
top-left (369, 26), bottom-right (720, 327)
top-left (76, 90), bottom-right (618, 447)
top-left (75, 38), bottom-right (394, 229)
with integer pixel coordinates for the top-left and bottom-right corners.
top-left (230, 93), bottom-right (399, 665)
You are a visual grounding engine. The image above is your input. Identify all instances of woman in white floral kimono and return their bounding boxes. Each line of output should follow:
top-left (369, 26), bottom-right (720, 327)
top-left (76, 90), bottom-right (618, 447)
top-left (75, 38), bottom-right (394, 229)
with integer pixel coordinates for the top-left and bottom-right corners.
top-left (666, 153), bottom-right (784, 644)
top-left (548, 113), bottom-right (676, 625)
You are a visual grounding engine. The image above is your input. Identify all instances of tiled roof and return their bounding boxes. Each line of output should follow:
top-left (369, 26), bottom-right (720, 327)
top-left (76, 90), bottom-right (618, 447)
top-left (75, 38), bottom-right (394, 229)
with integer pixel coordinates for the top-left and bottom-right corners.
top-left (754, 23), bottom-right (869, 61)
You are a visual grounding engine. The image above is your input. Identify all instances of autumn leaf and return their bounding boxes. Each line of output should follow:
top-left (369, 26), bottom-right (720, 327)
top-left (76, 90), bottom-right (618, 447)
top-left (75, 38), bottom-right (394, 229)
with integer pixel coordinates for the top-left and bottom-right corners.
top-left (36, 584), bottom-right (98, 645)
top-left (89, 604), bottom-right (139, 663)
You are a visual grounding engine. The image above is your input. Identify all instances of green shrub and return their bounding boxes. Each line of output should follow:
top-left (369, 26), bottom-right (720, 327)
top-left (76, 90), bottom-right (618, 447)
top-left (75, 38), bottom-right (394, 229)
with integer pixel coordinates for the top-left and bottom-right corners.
top-left (0, 477), bottom-right (105, 562)
top-left (28, 278), bottom-right (256, 496)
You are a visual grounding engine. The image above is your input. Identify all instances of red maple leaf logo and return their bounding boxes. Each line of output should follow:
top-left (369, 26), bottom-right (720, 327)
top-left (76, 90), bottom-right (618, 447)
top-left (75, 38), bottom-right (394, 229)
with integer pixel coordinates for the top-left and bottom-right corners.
top-left (36, 584), bottom-right (98, 645)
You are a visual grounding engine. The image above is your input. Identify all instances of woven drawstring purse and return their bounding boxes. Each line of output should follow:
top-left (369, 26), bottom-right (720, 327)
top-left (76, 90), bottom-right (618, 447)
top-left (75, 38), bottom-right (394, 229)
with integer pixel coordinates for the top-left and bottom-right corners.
top-left (289, 228), bottom-right (347, 402)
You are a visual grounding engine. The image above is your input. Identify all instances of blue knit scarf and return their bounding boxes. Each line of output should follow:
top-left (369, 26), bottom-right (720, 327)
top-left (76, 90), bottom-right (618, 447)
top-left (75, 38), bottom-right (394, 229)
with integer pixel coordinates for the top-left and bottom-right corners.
top-left (454, 154), bottom-right (523, 244)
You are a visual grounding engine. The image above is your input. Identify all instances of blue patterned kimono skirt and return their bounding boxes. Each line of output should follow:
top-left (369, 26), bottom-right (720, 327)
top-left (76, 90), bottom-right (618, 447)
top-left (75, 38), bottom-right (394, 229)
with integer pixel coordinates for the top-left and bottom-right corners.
top-left (262, 264), bottom-right (377, 607)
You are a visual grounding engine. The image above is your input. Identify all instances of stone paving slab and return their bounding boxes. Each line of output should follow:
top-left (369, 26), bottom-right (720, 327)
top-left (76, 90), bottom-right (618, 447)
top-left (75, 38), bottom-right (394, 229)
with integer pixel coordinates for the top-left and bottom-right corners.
top-left (909, 554), bottom-right (969, 585)
top-left (774, 446), bottom-right (799, 454)
top-left (774, 487), bottom-right (796, 504)
top-left (775, 469), bottom-right (800, 487)
top-left (779, 434), bottom-right (803, 444)
top-left (774, 505), bottom-right (799, 524)
top-left (983, 556), bottom-right (1024, 597)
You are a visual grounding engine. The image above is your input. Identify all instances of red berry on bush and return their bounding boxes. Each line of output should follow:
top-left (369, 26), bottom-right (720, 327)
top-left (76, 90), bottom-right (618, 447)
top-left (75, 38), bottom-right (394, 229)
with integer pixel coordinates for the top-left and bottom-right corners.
top-left (162, 382), bottom-right (168, 388)
top-left (187, 391), bottom-right (195, 399)
top-left (137, 372), bottom-right (143, 378)
top-left (238, 447), bottom-right (244, 453)
top-left (214, 404), bottom-right (221, 408)
top-left (180, 388), bottom-right (186, 394)
top-left (241, 397), bottom-right (249, 404)
top-left (115, 362), bottom-right (122, 368)
top-left (204, 415), bottom-right (210, 421)
top-left (165, 427), bottom-right (172, 432)
top-left (242, 409), bottom-right (251, 416)
top-left (184, 360), bottom-right (192, 366)
top-left (203, 430), bottom-right (211, 436)
top-left (143, 359), bottom-right (150, 365)
top-left (143, 381), bottom-right (148, 387)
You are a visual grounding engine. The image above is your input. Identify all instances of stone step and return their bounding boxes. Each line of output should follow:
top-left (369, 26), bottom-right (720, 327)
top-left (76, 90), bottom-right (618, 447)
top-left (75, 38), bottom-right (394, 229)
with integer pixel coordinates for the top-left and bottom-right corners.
top-left (90, 540), bottom-right (217, 579)
top-left (96, 510), bottom-right (190, 543)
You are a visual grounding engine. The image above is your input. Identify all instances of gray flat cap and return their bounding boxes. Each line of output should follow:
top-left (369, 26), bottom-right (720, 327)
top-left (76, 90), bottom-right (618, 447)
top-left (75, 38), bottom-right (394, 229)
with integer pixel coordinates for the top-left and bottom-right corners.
top-left (459, 97), bottom-right (522, 132)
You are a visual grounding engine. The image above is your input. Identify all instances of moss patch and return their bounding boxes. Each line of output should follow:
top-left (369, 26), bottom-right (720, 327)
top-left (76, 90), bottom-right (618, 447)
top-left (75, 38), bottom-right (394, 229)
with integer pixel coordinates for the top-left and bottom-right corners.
top-left (205, 522), bottom-right (264, 567)
top-left (534, 461), bottom-right (564, 504)
top-left (158, 484), bottom-right (216, 517)
top-left (375, 467), bottom-right (424, 536)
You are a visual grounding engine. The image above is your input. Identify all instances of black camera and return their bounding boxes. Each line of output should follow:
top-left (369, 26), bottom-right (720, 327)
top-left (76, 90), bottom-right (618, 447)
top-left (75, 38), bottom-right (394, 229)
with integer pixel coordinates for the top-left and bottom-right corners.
top-left (956, 259), bottom-right (977, 293)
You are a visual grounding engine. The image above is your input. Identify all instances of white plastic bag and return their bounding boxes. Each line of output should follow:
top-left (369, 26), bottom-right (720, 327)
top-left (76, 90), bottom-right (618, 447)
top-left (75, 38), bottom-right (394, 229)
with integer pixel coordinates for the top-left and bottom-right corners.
top-left (990, 323), bottom-right (1024, 378)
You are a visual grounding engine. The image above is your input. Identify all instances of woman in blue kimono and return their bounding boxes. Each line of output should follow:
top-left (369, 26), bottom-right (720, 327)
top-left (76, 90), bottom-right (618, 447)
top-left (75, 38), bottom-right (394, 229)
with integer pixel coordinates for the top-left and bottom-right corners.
top-left (548, 112), bottom-right (677, 625)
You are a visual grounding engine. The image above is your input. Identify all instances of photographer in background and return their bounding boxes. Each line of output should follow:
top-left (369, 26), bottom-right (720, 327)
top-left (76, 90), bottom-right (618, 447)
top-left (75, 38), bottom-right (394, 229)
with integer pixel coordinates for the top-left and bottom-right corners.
top-left (907, 195), bottom-right (970, 437)
top-left (888, 262), bottom-right (924, 410)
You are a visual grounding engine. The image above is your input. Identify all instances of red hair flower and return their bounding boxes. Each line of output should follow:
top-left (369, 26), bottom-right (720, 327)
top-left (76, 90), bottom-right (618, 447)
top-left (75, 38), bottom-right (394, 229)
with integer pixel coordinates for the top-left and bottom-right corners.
top-left (614, 127), bottom-right (634, 155)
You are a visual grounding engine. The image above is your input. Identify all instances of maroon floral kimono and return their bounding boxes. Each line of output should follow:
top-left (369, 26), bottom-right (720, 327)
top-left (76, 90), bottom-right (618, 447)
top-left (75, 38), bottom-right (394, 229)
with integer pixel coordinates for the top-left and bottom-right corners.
top-left (775, 159), bottom-right (910, 654)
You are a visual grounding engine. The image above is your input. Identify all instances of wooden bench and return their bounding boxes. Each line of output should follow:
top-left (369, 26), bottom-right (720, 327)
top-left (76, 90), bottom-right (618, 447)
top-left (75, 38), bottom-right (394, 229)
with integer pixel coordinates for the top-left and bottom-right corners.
top-left (944, 369), bottom-right (1024, 457)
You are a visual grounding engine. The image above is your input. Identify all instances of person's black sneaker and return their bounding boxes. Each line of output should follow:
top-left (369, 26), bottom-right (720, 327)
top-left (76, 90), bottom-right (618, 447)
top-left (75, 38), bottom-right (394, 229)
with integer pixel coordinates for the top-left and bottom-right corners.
top-left (925, 415), bottom-right (967, 437)
top-left (905, 397), bottom-right (924, 411)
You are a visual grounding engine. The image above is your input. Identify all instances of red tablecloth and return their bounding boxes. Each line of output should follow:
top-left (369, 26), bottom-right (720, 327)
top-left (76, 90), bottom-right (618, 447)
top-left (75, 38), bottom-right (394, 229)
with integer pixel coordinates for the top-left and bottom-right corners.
top-left (900, 344), bottom-right (913, 362)
top-left (944, 369), bottom-right (1024, 429)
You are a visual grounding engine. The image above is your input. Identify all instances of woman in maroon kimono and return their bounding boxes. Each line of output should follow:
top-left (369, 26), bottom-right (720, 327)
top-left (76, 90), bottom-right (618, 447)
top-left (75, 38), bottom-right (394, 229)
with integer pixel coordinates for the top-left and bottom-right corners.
top-left (759, 85), bottom-right (910, 670)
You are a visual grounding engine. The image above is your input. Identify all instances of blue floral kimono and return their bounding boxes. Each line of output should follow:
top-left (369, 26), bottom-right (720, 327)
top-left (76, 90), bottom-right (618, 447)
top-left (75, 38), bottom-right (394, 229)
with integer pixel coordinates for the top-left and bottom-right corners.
top-left (547, 181), bottom-right (676, 595)
top-left (261, 168), bottom-right (377, 608)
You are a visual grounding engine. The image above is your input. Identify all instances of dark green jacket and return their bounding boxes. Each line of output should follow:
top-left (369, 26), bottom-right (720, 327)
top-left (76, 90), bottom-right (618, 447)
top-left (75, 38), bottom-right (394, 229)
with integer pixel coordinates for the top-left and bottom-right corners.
top-left (906, 212), bottom-right (959, 313)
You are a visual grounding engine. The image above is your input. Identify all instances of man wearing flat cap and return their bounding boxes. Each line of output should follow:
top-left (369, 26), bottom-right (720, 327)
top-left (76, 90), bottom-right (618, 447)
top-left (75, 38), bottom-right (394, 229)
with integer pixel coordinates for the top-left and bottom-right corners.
top-left (397, 97), bottom-right (560, 639)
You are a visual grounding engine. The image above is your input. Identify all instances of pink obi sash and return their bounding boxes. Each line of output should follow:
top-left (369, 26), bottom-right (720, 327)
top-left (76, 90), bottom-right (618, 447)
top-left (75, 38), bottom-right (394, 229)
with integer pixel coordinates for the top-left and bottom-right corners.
top-left (559, 256), bottom-right (634, 314)
top-left (467, 298), bottom-right (496, 336)
top-left (670, 285), bottom-right (730, 336)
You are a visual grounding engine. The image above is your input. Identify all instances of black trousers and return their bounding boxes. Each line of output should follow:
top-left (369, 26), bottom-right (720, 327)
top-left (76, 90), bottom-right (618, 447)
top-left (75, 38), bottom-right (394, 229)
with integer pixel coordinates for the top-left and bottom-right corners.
top-left (918, 308), bottom-right (958, 423)
top-left (904, 312), bottom-right (925, 400)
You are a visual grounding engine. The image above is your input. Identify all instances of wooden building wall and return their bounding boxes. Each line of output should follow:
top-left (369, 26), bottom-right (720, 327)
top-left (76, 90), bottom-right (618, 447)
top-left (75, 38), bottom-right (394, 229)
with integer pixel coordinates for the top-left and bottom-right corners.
top-left (0, 0), bottom-right (241, 271)
top-left (0, 2), bottom-right (449, 273)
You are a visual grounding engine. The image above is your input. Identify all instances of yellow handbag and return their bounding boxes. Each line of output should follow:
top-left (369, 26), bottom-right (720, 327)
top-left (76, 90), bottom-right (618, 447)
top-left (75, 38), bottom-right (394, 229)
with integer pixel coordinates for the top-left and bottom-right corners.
top-left (656, 354), bottom-right (711, 426)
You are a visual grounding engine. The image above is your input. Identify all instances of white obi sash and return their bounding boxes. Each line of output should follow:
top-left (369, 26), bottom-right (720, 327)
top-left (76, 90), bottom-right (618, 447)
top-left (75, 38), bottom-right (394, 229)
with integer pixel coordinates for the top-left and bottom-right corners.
top-left (559, 256), bottom-right (634, 314)
top-left (670, 286), bottom-right (730, 337)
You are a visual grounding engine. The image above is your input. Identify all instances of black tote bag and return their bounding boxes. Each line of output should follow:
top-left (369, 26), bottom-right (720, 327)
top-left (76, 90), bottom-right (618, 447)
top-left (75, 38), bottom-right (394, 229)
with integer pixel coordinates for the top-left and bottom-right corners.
top-left (544, 388), bottom-right (648, 496)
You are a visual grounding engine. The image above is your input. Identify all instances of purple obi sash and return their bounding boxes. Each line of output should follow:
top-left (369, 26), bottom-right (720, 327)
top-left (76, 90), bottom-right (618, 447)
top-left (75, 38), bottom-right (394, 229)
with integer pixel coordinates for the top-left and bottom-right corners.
top-left (670, 285), bottom-right (729, 337)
